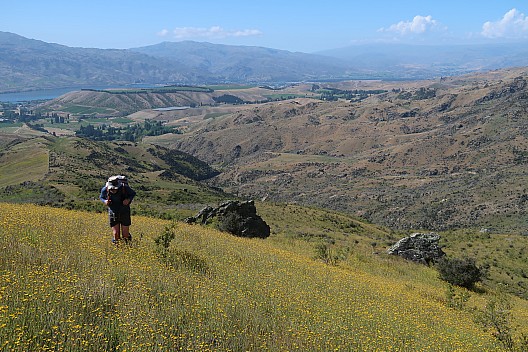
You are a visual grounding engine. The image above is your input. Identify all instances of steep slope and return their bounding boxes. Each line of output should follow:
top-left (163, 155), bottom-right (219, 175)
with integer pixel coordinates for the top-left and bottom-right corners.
top-left (1, 203), bottom-right (520, 351)
top-left (164, 67), bottom-right (528, 232)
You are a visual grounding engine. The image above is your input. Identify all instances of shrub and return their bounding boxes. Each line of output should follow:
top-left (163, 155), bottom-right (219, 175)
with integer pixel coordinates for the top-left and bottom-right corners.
top-left (476, 294), bottom-right (514, 350)
top-left (445, 284), bottom-right (470, 310)
top-left (154, 223), bottom-right (209, 274)
top-left (154, 224), bottom-right (176, 249)
top-left (314, 243), bottom-right (336, 265)
top-left (436, 257), bottom-right (483, 289)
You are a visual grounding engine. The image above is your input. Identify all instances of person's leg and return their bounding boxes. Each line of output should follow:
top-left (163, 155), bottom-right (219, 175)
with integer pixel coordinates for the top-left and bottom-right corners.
top-left (122, 225), bottom-right (131, 240)
top-left (121, 206), bottom-right (132, 242)
top-left (112, 224), bottom-right (121, 242)
top-left (109, 209), bottom-right (121, 243)
top-left (122, 225), bottom-right (130, 237)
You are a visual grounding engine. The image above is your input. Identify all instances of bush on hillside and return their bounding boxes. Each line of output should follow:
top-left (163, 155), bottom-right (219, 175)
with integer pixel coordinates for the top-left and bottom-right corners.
top-left (0, 181), bottom-right (64, 205)
top-left (436, 257), bottom-right (483, 289)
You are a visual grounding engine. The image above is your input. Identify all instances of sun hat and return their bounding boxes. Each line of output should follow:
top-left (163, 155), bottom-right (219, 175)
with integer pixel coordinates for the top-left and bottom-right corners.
top-left (106, 181), bottom-right (119, 191)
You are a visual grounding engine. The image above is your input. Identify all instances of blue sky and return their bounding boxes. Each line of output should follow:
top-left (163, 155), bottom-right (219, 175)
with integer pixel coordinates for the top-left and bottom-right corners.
top-left (3, 1), bottom-right (528, 52)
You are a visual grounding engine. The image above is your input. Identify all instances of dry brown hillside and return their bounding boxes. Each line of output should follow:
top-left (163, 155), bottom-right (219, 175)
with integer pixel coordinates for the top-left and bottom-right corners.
top-left (41, 90), bottom-right (217, 116)
top-left (40, 86), bottom-right (297, 116)
top-left (160, 68), bottom-right (528, 233)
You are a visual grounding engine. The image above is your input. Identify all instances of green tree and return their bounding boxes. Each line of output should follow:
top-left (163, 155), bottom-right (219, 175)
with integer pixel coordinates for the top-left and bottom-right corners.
top-left (436, 257), bottom-right (483, 289)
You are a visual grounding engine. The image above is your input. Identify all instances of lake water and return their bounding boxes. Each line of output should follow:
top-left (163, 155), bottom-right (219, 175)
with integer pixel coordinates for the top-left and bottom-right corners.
top-left (0, 88), bottom-right (81, 102)
top-left (0, 84), bottom-right (161, 103)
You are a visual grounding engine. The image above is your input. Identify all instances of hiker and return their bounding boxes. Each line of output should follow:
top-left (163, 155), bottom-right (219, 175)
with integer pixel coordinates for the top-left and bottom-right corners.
top-left (99, 175), bottom-right (136, 244)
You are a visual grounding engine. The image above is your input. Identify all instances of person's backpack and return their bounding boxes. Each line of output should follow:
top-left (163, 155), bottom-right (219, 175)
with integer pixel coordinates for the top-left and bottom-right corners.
top-left (108, 175), bottom-right (127, 187)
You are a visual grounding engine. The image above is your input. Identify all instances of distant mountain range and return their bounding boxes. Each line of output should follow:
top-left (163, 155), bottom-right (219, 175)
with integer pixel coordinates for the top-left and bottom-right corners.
top-left (317, 42), bottom-right (528, 79)
top-left (130, 41), bottom-right (351, 82)
top-left (2, 31), bottom-right (528, 93)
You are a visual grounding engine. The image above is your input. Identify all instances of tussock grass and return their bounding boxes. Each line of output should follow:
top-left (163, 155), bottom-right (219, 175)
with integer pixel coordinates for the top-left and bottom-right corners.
top-left (0, 203), bottom-right (517, 351)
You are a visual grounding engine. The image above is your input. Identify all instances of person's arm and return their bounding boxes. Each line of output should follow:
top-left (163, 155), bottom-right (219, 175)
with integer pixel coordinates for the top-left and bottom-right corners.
top-left (99, 186), bottom-right (109, 205)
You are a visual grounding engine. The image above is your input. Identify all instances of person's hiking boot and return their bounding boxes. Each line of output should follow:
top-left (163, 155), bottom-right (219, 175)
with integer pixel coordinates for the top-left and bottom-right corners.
top-left (123, 234), bottom-right (132, 244)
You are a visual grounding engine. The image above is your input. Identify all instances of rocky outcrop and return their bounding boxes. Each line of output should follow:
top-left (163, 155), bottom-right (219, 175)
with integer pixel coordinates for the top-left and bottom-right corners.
top-left (387, 232), bottom-right (445, 265)
top-left (185, 200), bottom-right (271, 239)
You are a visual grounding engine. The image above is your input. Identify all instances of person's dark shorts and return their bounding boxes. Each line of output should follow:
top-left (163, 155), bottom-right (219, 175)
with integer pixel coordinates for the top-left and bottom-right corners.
top-left (108, 207), bottom-right (131, 227)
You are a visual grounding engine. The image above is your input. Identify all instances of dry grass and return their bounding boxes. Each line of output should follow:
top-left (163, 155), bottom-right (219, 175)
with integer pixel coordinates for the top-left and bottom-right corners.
top-left (2, 203), bottom-right (522, 351)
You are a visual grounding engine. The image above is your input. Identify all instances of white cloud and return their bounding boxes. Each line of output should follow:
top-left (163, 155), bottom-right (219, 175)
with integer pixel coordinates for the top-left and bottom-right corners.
top-left (481, 8), bottom-right (528, 38)
top-left (232, 29), bottom-right (262, 37)
top-left (157, 26), bottom-right (262, 39)
top-left (381, 15), bottom-right (439, 35)
top-left (157, 29), bottom-right (170, 37)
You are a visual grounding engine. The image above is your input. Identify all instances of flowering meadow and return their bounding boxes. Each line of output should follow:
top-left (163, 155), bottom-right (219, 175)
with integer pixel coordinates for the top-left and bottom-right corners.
top-left (0, 203), bottom-right (514, 351)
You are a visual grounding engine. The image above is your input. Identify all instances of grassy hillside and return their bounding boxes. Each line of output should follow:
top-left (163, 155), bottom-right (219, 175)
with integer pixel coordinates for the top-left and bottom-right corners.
top-left (0, 134), bottom-right (226, 219)
top-left (1, 131), bottom-right (527, 301)
top-left (256, 202), bottom-right (528, 301)
top-left (39, 90), bottom-right (217, 117)
top-left (0, 136), bottom-right (49, 186)
top-left (2, 203), bottom-right (528, 351)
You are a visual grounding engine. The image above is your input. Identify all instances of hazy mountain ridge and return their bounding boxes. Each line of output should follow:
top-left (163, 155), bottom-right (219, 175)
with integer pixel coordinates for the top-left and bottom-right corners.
top-left (3, 31), bottom-right (528, 94)
top-left (130, 41), bottom-right (354, 81)
top-left (0, 31), bottom-right (352, 93)
top-left (317, 42), bottom-right (528, 78)
top-left (0, 32), bottom-right (196, 92)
